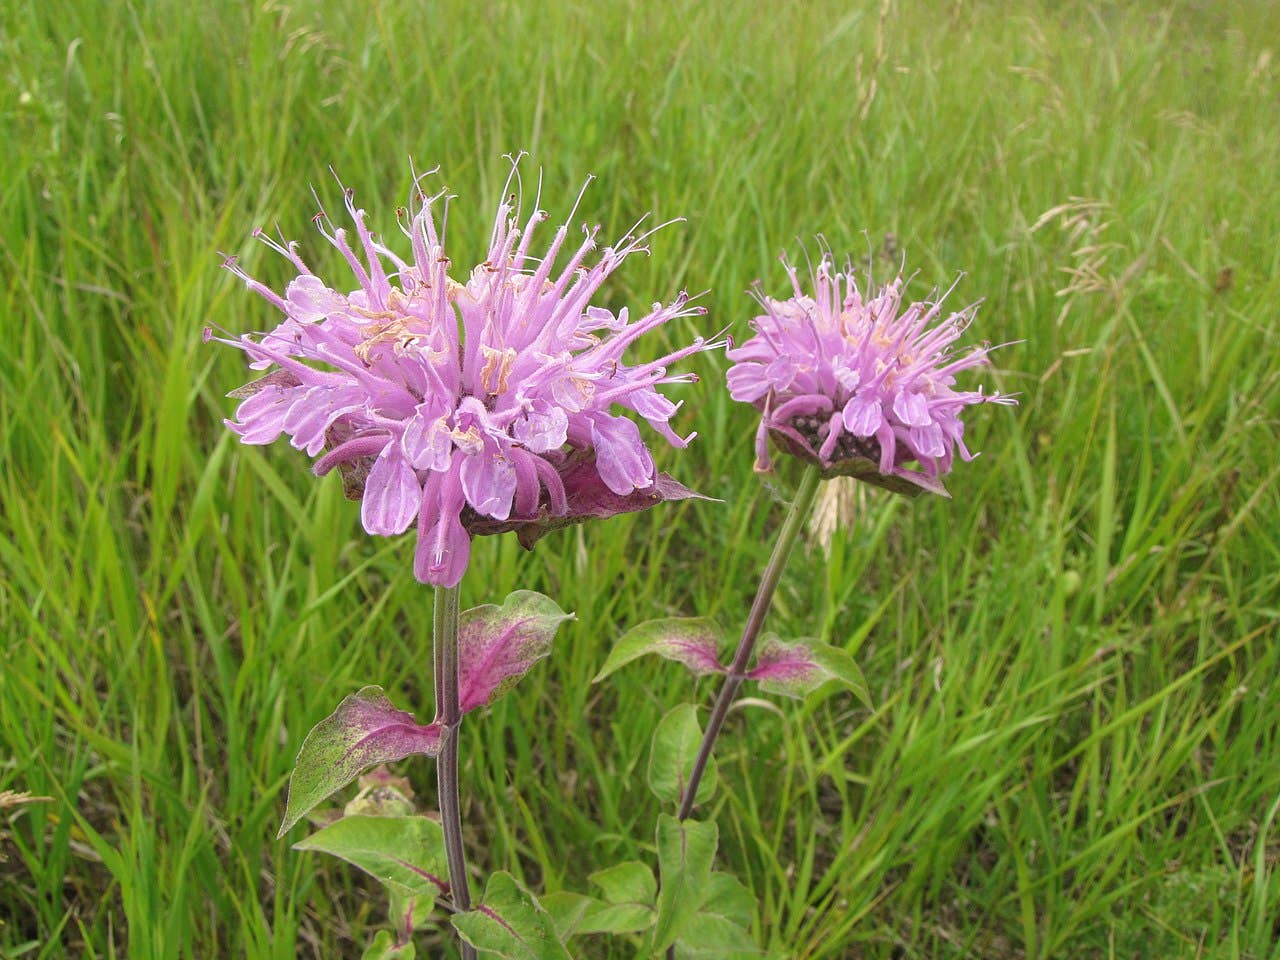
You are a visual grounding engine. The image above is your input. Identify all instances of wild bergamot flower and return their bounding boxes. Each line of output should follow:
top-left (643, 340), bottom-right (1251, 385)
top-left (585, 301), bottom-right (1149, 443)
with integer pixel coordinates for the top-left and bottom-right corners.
top-left (726, 254), bottom-right (1014, 496)
top-left (211, 166), bottom-right (714, 586)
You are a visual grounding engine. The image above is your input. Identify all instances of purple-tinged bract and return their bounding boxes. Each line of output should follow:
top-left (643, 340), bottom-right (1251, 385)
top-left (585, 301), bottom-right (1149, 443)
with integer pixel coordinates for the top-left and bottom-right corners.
top-left (726, 255), bottom-right (1015, 496)
top-left (213, 167), bottom-right (715, 586)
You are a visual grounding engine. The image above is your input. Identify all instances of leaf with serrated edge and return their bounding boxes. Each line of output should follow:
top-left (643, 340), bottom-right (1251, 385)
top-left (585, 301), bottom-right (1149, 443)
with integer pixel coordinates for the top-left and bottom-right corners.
top-left (280, 687), bottom-right (442, 836)
top-left (457, 591), bottom-right (574, 715)
top-left (451, 871), bottom-right (571, 960)
top-left (294, 815), bottom-right (449, 903)
top-left (593, 617), bottom-right (726, 682)
top-left (651, 815), bottom-right (718, 952)
top-left (648, 704), bottom-right (717, 806)
top-left (746, 635), bottom-right (870, 706)
top-left (589, 860), bottom-right (656, 906)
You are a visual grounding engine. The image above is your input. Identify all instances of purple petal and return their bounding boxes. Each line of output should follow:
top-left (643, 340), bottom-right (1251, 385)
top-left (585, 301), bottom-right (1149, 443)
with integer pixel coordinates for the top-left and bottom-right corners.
top-left (512, 403), bottom-right (568, 454)
top-left (414, 464), bottom-right (471, 587)
top-left (402, 400), bottom-right (454, 472)
top-left (284, 385), bottom-right (366, 456)
top-left (460, 446), bottom-right (518, 520)
top-left (764, 355), bottom-right (798, 391)
top-left (817, 412), bottom-right (844, 461)
top-left (279, 686), bottom-right (442, 835)
top-left (892, 390), bottom-right (931, 427)
top-left (753, 414), bottom-right (772, 472)
top-left (590, 415), bottom-right (654, 495)
top-left (361, 445), bottom-right (422, 535)
top-left (909, 421), bottom-right (947, 459)
top-left (725, 361), bottom-right (771, 403)
top-left (505, 449), bottom-right (540, 518)
top-left (875, 419), bottom-right (897, 474)
top-left (841, 395), bottom-right (884, 437)
top-left (285, 274), bottom-right (347, 323)
top-left (229, 382), bottom-right (301, 445)
top-left (626, 386), bottom-right (678, 424)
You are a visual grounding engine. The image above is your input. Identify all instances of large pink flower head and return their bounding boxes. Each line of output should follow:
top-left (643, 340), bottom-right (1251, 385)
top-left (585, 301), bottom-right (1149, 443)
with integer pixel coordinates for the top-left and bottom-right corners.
top-left (726, 254), bottom-right (1015, 497)
top-left (211, 165), bottom-right (716, 586)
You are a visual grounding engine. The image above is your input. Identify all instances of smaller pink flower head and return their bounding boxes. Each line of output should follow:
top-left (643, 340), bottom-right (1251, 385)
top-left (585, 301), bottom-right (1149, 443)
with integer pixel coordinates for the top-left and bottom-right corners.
top-left (726, 254), bottom-right (1015, 497)
top-left (212, 164), bottom-right (717, 586)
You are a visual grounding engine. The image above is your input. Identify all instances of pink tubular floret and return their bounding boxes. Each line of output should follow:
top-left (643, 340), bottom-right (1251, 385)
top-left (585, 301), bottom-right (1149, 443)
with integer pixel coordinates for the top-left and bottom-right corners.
top-left (726, 252), bottom-right (1015, 497)
top-left (216, 164), bottom-right (712, 586)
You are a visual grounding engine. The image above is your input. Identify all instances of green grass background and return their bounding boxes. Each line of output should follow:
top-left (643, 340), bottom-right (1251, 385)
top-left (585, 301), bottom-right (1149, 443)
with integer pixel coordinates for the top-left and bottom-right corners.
top-left (2, 0), bottom-right (1278, 956)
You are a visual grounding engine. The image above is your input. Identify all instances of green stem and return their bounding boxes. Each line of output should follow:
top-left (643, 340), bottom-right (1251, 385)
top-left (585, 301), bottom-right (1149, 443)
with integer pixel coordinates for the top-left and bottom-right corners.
top-left (663, 466), bottom-right (821, 960)
top-left (676, 464), bottom-right (822, 821)
top-left (434, 584), bottom-right (476, 960)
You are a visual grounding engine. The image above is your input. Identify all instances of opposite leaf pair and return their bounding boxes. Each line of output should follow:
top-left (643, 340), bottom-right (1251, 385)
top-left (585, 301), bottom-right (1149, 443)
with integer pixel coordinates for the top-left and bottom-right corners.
top-left (596, 617), bottom-right (871, 703)
top-left (280, 591), bottom-right (572, 836)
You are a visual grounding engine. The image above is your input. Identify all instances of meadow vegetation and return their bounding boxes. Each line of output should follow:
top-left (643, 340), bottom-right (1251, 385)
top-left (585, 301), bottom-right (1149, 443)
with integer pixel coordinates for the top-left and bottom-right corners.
top-left (1, 0), bottom-right (1278, 956)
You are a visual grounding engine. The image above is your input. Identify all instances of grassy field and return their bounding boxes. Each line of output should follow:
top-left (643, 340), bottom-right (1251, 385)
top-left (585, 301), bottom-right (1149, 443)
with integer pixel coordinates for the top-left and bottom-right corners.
top-left (2, 0), bottom-right (1279, 956)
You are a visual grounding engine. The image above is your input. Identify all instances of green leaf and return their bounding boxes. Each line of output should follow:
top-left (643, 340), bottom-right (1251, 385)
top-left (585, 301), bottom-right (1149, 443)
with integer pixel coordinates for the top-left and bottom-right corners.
top-left (809, 643), bottom-right (872, 708)
top-left (648, 704), bottom-right (717, 805)
top-left (540, 865), bottom-right (657, 939)
top-left (361, 930), bottom-right (416, 959)
top-left (593, 617), bottom-right (727, 682)
top-left (675, 914), bottom-right (759, 959)
top-left (652, 815), bottom-right (718, 952)
top-left (701, 872), bottom-right (755, 929)
top-left (674, 872), bottom-right (760, 958)
top-left (279, 686), bottom-right (442, 836)
top-left (582, 861), bottom-right (656, 932)
top-left (588, 860), bottom-right (656, 906)
top-left (538, 891), bottom-right (595, 941)
top-left (452, 872), bottom-right (571, 959)
top-left (746, 635), bottom-right (871, 707)
top-left (578, 902), bottom-right (654, 935)
top-left (293, 815), bottom-right (449, 902)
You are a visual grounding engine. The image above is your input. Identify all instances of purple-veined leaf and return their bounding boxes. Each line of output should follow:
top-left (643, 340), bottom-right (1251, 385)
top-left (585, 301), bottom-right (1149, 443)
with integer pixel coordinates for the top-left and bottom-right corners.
top-left (746, 635), bottom-right (870, 705)
top-left (293, 814), bottom-right (450, 903)
top-left (457, 591), bottom-right (573, 715)
top-left (452, 871), bottom-right (572, 959)
top-left (593, 617), bottom-right (726, 683)
top-left (279, 686), bottom-right (442, 836)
